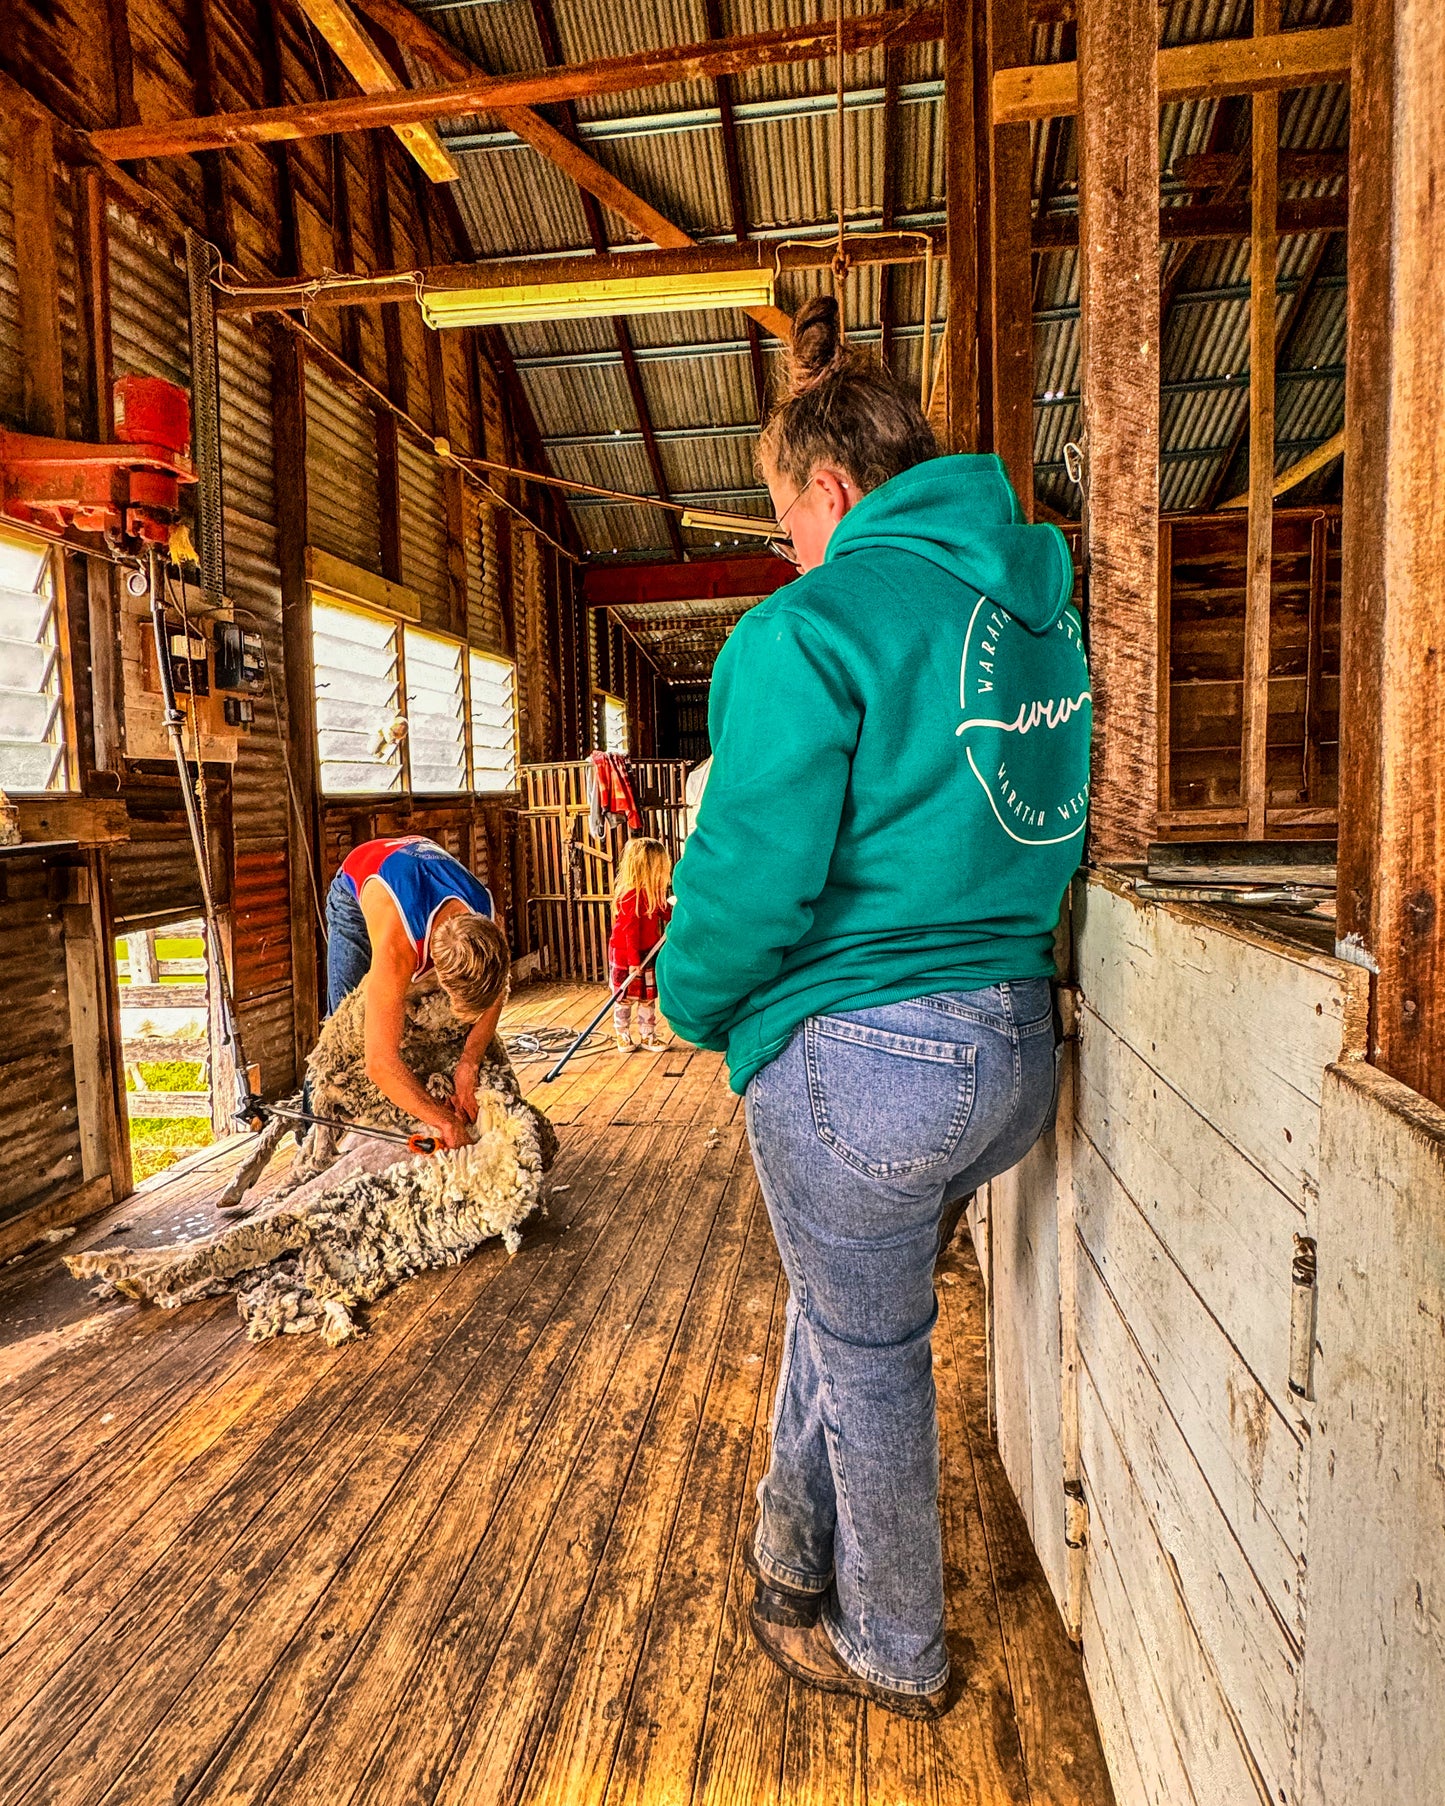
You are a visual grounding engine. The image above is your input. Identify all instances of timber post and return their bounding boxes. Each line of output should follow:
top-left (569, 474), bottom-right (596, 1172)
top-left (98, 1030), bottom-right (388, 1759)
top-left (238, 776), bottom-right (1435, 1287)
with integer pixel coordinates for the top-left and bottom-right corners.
top-left (1336, 0), bottom-right (1445, 1107)
top-left (1076, 0), bottom-right (1160, 864)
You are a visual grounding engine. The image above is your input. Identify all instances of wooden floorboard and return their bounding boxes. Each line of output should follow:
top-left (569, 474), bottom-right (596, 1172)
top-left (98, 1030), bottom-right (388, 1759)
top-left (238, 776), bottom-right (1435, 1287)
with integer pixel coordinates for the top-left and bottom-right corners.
top-left (0, 984), bottom-right (1113, 1806)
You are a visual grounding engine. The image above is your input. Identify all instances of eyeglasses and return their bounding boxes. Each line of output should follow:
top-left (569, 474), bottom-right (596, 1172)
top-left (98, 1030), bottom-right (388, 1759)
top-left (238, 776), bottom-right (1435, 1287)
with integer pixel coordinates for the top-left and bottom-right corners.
top-left (768, 485), bottom-right (806, 567)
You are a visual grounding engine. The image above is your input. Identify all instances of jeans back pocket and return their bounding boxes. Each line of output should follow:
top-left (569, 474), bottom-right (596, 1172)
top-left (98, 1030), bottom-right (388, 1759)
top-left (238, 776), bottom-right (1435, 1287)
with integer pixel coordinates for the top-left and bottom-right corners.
top-left (804, 1017), bottom-right (977, 1181)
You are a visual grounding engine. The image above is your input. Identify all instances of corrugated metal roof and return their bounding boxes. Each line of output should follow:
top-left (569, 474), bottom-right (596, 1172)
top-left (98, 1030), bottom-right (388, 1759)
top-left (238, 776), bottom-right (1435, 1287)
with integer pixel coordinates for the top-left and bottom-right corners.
top-left (390, 0), bottom-right (1351, 563)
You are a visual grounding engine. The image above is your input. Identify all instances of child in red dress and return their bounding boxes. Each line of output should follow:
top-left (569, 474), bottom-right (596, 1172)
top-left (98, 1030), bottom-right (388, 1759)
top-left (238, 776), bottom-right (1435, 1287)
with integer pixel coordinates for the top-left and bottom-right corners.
top-left (609, 837), bottom-right (672, 1053)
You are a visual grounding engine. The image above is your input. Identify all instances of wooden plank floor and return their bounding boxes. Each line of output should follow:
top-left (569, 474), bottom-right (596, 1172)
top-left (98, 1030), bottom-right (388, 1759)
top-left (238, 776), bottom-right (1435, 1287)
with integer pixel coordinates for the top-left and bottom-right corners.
top-left (0, 984), bottom-right (1114, 1806)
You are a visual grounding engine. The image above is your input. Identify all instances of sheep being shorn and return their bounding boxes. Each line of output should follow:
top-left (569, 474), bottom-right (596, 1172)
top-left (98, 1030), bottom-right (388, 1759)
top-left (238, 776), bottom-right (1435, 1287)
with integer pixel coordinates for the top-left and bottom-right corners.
top-left (67, 978), bottom-right (559, 1346)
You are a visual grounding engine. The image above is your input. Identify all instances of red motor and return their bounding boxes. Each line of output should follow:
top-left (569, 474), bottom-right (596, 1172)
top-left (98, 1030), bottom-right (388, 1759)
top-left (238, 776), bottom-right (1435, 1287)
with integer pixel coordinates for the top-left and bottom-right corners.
top-left (113, 376), bottom-right (191, 458)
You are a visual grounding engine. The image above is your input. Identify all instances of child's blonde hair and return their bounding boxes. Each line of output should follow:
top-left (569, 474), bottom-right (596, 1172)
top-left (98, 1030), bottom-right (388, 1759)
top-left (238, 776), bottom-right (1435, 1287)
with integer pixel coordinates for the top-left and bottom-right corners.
top-left (613, 836), bottom-right (672, 916)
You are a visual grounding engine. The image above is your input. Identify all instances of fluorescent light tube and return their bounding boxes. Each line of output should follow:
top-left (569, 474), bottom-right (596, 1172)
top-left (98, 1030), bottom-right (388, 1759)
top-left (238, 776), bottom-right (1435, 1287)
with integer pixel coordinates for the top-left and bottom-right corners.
top-left (420, 266), bottom-right (775, 328)
top-left (680, 509), bottom-right (787, 540)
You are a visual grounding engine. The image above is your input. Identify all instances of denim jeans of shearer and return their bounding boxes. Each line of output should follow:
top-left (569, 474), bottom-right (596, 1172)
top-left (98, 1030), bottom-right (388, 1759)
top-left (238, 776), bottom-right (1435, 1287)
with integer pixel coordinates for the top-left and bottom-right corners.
top-left (324, 874), bottom-right (373, 1016)
top-left (744, 981), bottom-right (1060, 1695)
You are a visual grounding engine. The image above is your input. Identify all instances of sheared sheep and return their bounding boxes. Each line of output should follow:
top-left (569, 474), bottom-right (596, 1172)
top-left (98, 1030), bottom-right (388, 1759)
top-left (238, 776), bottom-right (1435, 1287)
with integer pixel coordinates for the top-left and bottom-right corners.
top-left (66, 977), bottom-right (559, 1346)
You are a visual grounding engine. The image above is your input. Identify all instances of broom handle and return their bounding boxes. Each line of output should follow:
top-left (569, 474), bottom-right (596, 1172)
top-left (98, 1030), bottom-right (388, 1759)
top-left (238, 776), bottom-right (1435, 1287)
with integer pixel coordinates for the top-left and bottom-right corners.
top-left (540, 935), bottom-right (665, 1084)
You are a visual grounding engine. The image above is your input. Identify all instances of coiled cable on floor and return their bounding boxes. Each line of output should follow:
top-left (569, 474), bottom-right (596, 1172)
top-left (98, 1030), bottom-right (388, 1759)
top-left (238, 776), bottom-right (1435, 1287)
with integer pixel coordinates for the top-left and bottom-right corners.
top-left (503, 1024), bottom-right (611, 1067)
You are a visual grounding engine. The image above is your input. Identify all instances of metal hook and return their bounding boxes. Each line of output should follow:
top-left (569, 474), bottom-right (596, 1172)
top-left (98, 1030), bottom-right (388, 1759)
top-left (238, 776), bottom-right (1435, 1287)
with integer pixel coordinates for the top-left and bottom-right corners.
top-left (1063, 442), bottom-right (1085, 491)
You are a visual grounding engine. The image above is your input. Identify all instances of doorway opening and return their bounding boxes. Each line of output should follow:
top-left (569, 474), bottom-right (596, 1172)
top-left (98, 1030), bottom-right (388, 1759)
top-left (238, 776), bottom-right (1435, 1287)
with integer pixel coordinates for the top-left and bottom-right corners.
top-left (114, 915), bottom-right (215, 1182)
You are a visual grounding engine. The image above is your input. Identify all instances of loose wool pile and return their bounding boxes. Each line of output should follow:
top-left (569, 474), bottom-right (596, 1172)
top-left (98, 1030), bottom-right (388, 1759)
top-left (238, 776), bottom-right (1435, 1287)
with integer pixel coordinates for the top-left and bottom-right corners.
top-left (67, 979), bottom-right (558, 1346)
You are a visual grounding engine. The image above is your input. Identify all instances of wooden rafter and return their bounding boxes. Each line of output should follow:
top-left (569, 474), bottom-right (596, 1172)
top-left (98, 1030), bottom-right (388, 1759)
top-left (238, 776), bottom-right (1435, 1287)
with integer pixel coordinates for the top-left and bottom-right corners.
top-left (1035, 193), bottom-right (1346, 249)
top-left (1174, 147), bottom-right (1346, 187)
top-left (183, 0), bottom-right (235, 258)
top-left (1218, 427), bottom-right (1344, 511)
top-left (352, 0), bottom-right (790, 343)
top-left (1202, 231), bottom-right (1335, 512)
top-left (297, 0), bottom-right (457, 182)
top-left (256, 0), bottom-right (300, 274)
top-left (993, 25), bottom-right (1354, 122)
top-left (528, 0), bottom-right (684, 563)
top-left (1157, 96), bottom-right (1245, 338)
top-left (92, 7), bottom-right (941, 160)
top-left (704, 0), bottom-right (769, 416)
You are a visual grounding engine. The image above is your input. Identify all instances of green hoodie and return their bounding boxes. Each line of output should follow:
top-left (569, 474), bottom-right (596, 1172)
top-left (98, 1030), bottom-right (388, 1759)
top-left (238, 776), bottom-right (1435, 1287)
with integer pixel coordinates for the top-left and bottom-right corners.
top-left (657, 453), bottom-right (1090, 1095)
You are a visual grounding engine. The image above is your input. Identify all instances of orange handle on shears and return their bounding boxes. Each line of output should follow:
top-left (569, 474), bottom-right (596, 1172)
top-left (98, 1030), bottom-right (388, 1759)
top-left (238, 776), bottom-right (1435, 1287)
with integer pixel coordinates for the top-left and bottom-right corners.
top-left (408, 1134), bottom-right (438, 1154)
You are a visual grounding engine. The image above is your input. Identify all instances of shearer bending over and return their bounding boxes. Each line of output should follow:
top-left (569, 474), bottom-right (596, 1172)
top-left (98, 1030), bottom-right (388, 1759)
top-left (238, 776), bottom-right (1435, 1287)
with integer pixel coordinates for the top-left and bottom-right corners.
top-left (325, 834), bottom-right (510, 1149)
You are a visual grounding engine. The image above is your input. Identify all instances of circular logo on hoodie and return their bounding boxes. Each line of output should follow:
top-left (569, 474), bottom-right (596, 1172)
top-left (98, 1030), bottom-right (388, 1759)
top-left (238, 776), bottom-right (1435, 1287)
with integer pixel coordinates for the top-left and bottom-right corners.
top-left (955, 596), bottom-right (1091, 846)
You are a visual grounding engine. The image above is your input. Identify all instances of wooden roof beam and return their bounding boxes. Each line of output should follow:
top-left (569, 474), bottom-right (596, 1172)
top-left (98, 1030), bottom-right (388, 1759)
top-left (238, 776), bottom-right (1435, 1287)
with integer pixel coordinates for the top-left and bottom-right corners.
top-left (521, 0), bottom-right (686, 561)
top-left (352, 0), bottom-right (790, 343)
top-left (583, 555), bottom-right (791, 607)
top-left (703, 0), bottom-right (771, 410)
top-left (297, 0), bottom-right (457, 181)
top-left (1035, 192), bottom-right (1346, 249)
top-left (91, 7), bottom-right (941, 160)
top-left (994, 24), bottom-right (1354, 123)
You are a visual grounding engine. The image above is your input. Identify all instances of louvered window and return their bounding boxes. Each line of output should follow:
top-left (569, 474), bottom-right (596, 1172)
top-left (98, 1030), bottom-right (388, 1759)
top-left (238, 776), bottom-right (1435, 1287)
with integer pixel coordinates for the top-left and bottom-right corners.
top-left (313, 594), bottom-right (513, 799)
top-left (312, 597), bottom-right (403, 795)
top-left (405, 626), bottom-right (466, 795)
top-left (469, 651), bottom-right (517, 794)
top-left (0, 528), bottom-right (68, 792)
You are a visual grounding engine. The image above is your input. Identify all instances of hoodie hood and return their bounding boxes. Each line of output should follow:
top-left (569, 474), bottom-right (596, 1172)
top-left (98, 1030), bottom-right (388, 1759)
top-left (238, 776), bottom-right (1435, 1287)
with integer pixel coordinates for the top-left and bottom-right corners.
top-left (824, 452), bottom-right (1075, 634)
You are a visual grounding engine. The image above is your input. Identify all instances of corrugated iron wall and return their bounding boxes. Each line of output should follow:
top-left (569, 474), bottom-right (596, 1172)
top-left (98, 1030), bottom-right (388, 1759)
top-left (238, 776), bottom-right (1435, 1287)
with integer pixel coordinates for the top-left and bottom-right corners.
top-left (397, 435), bottom-right (450, 625)
top-left (305, 363), bottom-right (384, 576)
top-left (0, 857), bottom-right (82, 1228)
top-left (220, 316), bottom-right (297, 1094)
top-left (0, 142), bottom-right (23, 430)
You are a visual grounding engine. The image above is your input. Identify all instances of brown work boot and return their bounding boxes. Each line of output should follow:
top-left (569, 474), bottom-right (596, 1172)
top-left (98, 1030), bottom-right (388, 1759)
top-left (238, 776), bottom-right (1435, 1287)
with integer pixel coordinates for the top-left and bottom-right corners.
top-left (743, 1543), bottom-right (825, 1629)
top-left (748, 1602), bottom-right (951, 1721)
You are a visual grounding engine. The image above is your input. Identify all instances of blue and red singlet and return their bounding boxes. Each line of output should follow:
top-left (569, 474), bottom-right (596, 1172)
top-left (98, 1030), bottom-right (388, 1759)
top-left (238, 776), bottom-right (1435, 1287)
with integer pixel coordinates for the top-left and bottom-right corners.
top-left (338, 835), bottom-right (494, 975)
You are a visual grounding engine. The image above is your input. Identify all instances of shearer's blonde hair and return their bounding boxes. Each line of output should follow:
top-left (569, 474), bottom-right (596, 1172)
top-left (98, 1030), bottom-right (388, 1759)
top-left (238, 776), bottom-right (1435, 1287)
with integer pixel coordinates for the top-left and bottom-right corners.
top-left (430, 913), bottom-right (510, 1021)
top-left (613, 836), bottom-right (672, 917)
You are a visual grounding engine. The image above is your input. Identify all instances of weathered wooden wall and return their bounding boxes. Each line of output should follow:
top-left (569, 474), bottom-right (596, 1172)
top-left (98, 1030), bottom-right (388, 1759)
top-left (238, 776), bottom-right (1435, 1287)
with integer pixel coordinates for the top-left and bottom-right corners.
top-left (1162, 508), bottom-right (1341, 830)
top-left (983, 872), bottom-right (1445, 1806)
top-left (1298, 1061), bottom-right (1445, 1806)
top-left (0, 0), bottom-right (658, 1249)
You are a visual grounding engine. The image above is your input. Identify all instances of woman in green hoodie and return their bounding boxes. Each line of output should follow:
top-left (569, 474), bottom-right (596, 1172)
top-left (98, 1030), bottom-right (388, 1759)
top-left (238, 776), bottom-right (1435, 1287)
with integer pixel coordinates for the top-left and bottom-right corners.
top-left (657, 297), bottom-right (1090, 1720)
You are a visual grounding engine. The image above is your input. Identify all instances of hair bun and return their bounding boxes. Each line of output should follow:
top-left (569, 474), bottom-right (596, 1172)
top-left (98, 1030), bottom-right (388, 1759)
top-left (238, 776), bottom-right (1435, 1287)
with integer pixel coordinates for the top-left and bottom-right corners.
top-left (786, 294), bottom-right (848, 398)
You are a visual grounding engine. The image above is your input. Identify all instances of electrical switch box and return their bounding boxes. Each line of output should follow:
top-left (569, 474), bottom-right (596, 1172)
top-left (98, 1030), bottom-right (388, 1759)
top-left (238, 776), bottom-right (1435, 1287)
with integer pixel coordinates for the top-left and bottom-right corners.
top-left (213, 622), bottom-right (267, 695)
top-left (166, 630), bottom-right (210, 696)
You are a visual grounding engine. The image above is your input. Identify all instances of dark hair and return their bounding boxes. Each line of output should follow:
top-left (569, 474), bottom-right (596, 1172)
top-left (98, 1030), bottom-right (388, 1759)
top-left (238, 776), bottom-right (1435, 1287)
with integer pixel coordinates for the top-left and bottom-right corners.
top-left (758, 295), bottom-right (940, 495)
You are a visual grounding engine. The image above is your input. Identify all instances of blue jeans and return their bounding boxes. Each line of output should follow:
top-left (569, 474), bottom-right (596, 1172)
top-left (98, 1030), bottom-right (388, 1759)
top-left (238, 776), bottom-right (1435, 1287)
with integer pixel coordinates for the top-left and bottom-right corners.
top-left (325, 873), bottom-right (373, 1015)
top-left (744, 981), bottom-right (1059, 1695)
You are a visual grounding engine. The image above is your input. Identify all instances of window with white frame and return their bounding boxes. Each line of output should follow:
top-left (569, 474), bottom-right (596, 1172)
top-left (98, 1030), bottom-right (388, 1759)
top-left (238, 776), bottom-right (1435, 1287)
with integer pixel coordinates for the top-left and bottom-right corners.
top-left (599, 690), bottom-right (628, 756)
top-left (405, 626), bottom-right (466, 794)
top-left (0, 528), bottom-right (69, 793)
top-left (312, 596), bottom-right (404, 795)
top-left (312, 593), bottom-right (515, 799)
top-left (469, 650), bottom-right (518, 793)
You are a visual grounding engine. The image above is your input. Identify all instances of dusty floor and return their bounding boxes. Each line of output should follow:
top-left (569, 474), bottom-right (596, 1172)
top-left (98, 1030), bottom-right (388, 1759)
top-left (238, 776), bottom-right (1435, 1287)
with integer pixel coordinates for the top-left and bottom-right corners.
top-left (0, 983), bottom-right (1113, 1805)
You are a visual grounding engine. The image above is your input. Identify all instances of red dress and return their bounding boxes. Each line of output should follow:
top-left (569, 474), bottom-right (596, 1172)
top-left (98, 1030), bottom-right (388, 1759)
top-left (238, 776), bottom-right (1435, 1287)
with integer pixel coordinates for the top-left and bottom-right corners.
top-left (609, 888), bottom-right (670, 1000)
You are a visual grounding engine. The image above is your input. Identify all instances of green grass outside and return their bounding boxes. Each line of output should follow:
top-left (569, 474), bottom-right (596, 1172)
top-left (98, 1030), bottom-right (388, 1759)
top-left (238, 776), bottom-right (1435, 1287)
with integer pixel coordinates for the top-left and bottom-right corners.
top-left (126, 1059), bottom-right (208, 1092)
top-left (128, 1116), bottom-right (214, 1182)
top-left (115, 934), bottom-right (206, 985)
